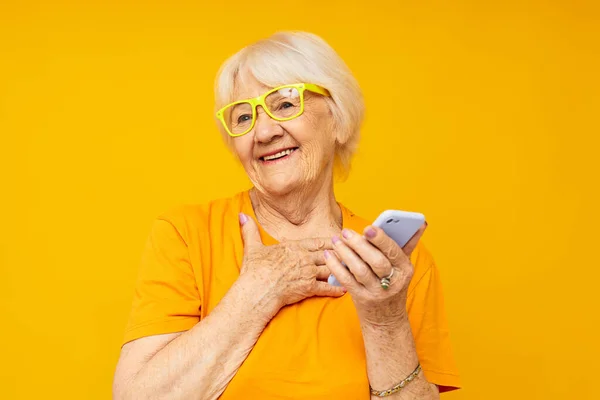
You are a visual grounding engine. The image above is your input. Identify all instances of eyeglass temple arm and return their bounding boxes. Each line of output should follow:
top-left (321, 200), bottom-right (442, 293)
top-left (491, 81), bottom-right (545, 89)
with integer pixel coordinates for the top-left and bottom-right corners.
top-left (303, 83), bottom-right (330, 97)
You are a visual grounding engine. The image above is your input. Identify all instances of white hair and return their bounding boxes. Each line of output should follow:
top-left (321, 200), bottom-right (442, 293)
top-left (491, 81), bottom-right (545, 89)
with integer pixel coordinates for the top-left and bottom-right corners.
top-left (214, 31), bottom-right (365, 178)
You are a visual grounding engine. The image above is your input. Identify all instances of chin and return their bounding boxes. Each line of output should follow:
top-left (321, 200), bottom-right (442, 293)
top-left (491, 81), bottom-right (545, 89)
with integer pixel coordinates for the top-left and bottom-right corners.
top-left (259, 174), bottom-right (303, 197)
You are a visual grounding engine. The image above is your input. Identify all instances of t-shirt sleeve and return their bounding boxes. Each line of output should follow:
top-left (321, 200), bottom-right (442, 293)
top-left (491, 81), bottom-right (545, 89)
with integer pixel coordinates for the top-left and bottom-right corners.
top-left (407, 243), bottom-right (461, 392)
top-left (122, 215), bottom-right (201, 346)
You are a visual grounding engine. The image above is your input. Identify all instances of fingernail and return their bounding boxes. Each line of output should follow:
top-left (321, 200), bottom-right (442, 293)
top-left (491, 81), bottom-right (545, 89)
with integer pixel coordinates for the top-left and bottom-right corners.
top-left (324, 250), bottom-right (330, 259)
top-left (239, 213), bottom-right (248, 225)
top-left (332, 235), bottom-right (340, 245)
top-left (342, 229), bottom-right (353, 239)
top-left (365, 227), bottom-right (377, 239)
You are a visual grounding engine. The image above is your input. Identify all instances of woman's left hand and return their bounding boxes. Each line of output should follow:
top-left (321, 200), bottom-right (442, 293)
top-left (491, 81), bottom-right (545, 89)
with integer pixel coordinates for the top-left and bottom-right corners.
top-left (324, 223), bottom-right (427, 327)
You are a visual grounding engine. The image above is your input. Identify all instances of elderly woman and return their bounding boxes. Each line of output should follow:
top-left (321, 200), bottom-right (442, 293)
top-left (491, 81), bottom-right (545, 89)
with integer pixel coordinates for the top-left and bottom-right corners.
top-left (113, 32), bottom-right (460, 399)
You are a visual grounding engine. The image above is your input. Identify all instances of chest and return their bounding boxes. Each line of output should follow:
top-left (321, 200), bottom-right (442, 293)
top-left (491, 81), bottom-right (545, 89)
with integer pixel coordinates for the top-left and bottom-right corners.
top-left (195, 237), bottom-right (371, 399)
top-left (222, 295), bottom-right (370, 399)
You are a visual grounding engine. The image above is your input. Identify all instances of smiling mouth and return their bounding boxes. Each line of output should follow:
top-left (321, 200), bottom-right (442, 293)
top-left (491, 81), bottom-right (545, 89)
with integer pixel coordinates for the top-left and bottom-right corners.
top-left (259, 147), bottom-right (299, 162)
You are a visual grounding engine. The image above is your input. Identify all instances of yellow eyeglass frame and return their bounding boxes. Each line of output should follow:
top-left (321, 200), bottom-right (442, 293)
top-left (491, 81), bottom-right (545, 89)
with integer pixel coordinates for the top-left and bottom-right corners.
top-left (215, 83), bottom-right (330, 137)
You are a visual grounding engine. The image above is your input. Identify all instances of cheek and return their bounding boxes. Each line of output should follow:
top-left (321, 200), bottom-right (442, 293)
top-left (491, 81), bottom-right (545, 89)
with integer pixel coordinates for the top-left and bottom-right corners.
top-left (232, 136), bottom-right (254, 165)
top-left (288, 117), bottom-right (336, 173)
top-left (293, 112), bottom-right (336, 153)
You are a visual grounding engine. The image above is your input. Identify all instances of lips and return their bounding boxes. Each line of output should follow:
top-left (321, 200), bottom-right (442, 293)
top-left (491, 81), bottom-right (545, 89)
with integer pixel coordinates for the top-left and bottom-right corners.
top-left (259, 147), bottom-right (299, 162)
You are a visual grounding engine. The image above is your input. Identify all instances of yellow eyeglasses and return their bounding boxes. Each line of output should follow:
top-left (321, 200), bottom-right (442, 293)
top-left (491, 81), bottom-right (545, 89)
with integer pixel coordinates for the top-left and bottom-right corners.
top-left (216, 83), bottom-right (330, 137)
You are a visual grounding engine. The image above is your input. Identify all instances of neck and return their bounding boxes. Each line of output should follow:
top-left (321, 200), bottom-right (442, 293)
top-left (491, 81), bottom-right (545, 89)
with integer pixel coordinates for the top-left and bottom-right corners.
top-left (249, 181), bottom-right (343, 242)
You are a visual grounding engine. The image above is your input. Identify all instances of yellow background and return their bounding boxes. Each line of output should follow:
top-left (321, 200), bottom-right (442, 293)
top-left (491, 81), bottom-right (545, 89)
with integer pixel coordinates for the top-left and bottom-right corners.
top-left (1, 1), bottom-right (598, 399)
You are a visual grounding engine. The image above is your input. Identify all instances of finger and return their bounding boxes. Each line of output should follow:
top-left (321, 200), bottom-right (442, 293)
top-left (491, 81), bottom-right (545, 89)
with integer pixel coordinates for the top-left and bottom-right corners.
top-left (332, 236), bottom-right (380, 288)
top-left (310, 250), bottom-right (327, 266)
top-left (315, 264), bottom-right (332, 281)
top-left (363, 225), bottom-right (411, 267)
top-left (239, 213), bottom-right (263, 255)
top-left (310, 248), bottom-right (343, 265)
top-left (310, 280), bottom-right (346, 298)
top-left (340, 228), bottom-right (393, 279)
top-left (297, 237), bottom-right (335, 252)
top-left (402, 222), bottom-right (427, 256)
top-left (327, 238), bottom-right (379, 289)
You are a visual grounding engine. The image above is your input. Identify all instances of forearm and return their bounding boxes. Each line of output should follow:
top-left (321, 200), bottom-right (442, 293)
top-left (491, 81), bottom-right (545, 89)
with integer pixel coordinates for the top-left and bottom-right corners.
top-left (123, 277), bottom-right (278, 400)
top-left (361, 318), bottom-right (439, 400)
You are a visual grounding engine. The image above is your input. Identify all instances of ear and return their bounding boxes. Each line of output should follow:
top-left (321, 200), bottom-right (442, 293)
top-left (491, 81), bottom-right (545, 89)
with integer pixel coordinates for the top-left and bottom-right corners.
top-left (326, 102), bottom-right (347, 147)
top-left (334, 125), bottom-right (348, 146)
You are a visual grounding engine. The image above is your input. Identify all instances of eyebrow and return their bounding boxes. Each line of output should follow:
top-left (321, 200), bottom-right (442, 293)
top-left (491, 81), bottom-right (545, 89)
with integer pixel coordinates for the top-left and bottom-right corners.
top-left (230, 103), bottom-right (250, 112)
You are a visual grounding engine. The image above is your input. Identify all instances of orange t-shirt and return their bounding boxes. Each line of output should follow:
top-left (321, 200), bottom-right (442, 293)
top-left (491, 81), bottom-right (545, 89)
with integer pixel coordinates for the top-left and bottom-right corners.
top-left (124, 190), bottom-right (460, 398)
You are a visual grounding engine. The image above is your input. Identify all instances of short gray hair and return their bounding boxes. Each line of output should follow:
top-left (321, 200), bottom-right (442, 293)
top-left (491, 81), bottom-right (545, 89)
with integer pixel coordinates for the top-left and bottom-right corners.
top-left (214, 31), bottom-right (365, 178)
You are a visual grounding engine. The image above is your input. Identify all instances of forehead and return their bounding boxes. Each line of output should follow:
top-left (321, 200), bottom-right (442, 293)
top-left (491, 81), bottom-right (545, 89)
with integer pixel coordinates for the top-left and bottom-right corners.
top-left (232, 68), bottom-right (277, 101)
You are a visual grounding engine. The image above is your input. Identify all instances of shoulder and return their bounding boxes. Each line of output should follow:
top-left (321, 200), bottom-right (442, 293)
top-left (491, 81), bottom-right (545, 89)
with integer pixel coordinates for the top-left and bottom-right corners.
top-left (155, 191), bottom-right (247, 243)
top-left (339, 203), bottom-right (370, 232)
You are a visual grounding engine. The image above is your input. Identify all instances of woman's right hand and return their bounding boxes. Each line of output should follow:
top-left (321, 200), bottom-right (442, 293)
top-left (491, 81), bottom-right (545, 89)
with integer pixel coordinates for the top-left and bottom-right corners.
top-left (238, 213), bottom-right (346, 317)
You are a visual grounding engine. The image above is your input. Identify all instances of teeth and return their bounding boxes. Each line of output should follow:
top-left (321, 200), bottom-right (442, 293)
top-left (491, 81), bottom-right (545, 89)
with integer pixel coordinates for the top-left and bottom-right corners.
top-left (263, 148), bottom-right (295, 161)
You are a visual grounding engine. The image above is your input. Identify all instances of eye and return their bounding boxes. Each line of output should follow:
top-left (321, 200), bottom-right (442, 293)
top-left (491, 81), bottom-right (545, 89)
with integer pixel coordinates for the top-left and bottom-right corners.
top-left (279, 102), bottom-right (294, 110)
top-left (237, 114), bottom-right (252, 124)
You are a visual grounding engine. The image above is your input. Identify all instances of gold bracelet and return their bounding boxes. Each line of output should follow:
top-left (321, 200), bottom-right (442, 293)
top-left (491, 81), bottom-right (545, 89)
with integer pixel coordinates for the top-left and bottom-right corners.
top-left (369, 363), bottom-right (422, 397)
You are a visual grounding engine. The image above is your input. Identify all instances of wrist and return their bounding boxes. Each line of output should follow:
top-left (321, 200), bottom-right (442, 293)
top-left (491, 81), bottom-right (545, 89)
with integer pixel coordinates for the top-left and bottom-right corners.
top-left (357, 302), bottom-right (409, 331)
top-left (235, 274), bottom-right (282, 321)
top-left (361, 316), bottom-right (421, 393)
top-left (360, 313), bottom-right (411, 336)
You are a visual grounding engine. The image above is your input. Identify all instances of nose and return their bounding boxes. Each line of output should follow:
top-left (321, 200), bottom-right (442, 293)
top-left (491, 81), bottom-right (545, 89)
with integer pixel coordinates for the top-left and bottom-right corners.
top-left (253, 106), bottom-right (284, 143)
